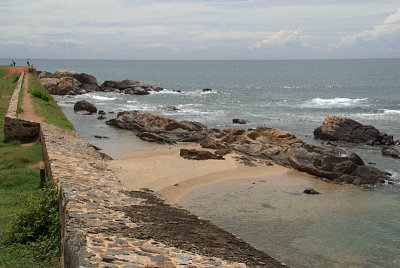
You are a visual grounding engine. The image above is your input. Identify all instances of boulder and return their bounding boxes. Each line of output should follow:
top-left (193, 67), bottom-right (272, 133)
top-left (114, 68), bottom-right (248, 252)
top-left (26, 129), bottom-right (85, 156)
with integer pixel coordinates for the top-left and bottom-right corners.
top-left (40, 77), bottom-right (81, 95)
top-left (233, 119), bottom-right (246, 124)
top-left (202, 88), bottom-right (212, 92)
top-left (106, 111), bottom-right (208, 144)
top-left (180, 149), bottom-right (224, 160)
top-left (161, 106), bottom-right (180, 111)
top-left (132, 87), bottom-right (150, 95)
top-left (39, 69), bottom-right (99, 95)
top-left (303, 188), bottom-right (320, 194)
top-left (97, 115), bottom-right (106, 120)
top-left (98, 110), bottom-right (106, 115)
top-left (381, 147), bottom-right (400, 159)
top-left (314, 115), bottom-right (394, 145)
top-left (74, 100), bottom-right (97, 113)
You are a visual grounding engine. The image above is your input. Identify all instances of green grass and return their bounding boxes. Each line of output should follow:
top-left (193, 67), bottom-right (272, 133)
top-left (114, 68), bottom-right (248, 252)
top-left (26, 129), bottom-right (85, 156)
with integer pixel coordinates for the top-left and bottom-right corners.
top-left (0, 67), bottom-right (59, 267)
top-left (29, 73), bottom-right (74, 130)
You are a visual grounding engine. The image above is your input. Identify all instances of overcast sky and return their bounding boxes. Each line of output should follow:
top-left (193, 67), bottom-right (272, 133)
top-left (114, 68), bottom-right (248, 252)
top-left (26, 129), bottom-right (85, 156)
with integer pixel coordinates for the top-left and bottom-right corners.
top-left (1, 0), bottom-right (399, 60)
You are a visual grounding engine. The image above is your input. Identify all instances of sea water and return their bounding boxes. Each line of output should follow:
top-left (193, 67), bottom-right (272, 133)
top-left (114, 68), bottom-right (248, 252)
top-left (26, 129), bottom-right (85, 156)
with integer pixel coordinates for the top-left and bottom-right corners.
top-left (3, 58), bottom-right (399, 267)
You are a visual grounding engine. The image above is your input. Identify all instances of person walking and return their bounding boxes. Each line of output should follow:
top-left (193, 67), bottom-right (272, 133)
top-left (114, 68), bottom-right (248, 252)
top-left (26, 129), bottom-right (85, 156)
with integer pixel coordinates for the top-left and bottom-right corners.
top-left (26, 59), bottom-right (30, 67)
top-left (12, 59), bottom-right (16, 66)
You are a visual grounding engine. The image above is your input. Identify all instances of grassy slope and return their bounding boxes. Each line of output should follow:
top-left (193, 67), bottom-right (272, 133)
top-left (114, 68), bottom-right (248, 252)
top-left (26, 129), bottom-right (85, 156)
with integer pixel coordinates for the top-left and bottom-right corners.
top-left (0, 67), bottom-right (57, 267)
top-left (29, 73), bottom-right (74, 130)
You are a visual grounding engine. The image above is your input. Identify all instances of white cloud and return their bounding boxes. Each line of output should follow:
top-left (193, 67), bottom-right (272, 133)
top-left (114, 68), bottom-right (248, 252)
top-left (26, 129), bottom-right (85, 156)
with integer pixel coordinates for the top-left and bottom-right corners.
top-left (336, 8), bottom-right (400, 48)
top-left (250, 30), bottom-right (312, 49)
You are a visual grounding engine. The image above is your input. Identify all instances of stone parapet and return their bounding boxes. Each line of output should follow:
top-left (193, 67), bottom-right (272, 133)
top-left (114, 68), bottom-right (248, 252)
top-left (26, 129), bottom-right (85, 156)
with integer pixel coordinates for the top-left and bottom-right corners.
top-left (4, 72), bottom-right (40, 141)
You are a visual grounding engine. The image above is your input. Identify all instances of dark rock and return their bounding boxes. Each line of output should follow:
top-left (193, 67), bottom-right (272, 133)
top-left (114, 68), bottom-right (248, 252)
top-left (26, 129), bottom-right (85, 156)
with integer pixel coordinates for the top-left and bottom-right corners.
top-left (314, 115), bottom-right (394, 146)
top-left (94, 135), bottom-right (109, 139)
top-left (99, 152), bottom-right (113, 160)
top-left (180, 149), bottom-right (224, 160)
top-left (303, 188), bottom-right (320, 194)
top-left (382, 146), bottom-right (400, 159)
top-left (349, 153), bottom-right (364, 166)
top-left (351, 166), bottom-right (387, 184)
top-left (132, 87), bottom-right (150, 95)
top-left (202, 88), bottom-right (212, 92)
top-left (97, 115), bottom-right (106, 120)
top-left (161, 106), bottom-right (180, 111)
top-left (98, 110), bottom-right (106, 115)
top-left (74, 100), bottom-right (97, 113)
top-left (233, 118), bottom-right (246, 124)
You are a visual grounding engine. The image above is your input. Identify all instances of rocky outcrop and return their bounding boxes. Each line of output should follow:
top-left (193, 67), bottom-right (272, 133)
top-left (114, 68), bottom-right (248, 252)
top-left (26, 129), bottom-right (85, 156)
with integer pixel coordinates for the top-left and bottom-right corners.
top-left (74, 100), bottom-right (97, 113)
top-left (99, 80), bottom-right (163, 95)
top-left (107, 111), bottom-right (391, 186)
top-left (37, 69), bottom-right (163, 96)
top-left (314, 115), bottom-right (395, 146)
top-left (233, 118), bottom-right (246, 124)
top-left (382, 146), bottom-right (400, 159)
top-left (180, 149), bottom-right (224, 160)
top-left (38, 69), bottom-right (99, 95)
top-left (106, 111), bottom-right (208, 144)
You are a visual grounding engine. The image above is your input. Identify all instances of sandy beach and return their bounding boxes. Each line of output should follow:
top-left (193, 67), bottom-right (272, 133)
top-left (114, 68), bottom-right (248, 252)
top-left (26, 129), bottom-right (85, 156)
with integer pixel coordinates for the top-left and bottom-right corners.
top-left (110, 143), bottom-right (290, 203)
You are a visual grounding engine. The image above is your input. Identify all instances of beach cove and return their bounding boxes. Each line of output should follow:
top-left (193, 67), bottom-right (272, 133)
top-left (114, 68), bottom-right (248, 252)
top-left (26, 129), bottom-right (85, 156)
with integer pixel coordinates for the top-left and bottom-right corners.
top-left (3, 58), bottom-right (400, 267)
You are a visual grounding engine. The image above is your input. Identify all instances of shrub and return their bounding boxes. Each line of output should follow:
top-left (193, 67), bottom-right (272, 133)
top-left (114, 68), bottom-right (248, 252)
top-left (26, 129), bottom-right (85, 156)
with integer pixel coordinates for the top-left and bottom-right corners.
top-left (5, 180), bottom-right (60, 261)
top-left (29, 88), bottom-right (50, 102)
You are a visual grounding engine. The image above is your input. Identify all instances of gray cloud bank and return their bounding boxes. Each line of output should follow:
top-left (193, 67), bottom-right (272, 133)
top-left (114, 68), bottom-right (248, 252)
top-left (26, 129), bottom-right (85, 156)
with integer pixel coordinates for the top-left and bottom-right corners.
top-left (0, 0), bottom-right (399, 60)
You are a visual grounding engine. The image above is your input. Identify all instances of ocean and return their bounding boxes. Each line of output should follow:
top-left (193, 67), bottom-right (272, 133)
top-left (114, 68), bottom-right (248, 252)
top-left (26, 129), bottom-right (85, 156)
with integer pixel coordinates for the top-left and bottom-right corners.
top-left (3, 58), bottom-right (399, 267)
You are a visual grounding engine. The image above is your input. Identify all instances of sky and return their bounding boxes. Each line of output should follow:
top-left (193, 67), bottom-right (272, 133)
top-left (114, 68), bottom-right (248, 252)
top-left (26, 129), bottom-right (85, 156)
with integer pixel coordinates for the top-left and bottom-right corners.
top-left (0, 0), bottom-right (400, 60)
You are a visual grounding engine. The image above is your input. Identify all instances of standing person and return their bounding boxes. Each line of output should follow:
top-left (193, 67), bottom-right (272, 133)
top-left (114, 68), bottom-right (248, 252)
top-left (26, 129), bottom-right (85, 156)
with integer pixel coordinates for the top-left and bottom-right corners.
top-left (26, 59), bottom-right (30, 67)
top-left (12, 59), bottom-right (16, 66)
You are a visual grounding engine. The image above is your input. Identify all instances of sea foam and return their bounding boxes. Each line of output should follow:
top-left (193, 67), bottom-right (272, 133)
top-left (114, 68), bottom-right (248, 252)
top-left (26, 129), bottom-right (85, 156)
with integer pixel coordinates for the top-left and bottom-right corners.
top-left (302, 97), bottom-right (368, 108)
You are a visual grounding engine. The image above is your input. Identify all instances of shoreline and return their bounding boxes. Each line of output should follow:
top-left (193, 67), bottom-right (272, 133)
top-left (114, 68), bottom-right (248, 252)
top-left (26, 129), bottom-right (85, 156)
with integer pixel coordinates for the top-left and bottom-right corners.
top-left (110, 142), bottom-right (296, 203)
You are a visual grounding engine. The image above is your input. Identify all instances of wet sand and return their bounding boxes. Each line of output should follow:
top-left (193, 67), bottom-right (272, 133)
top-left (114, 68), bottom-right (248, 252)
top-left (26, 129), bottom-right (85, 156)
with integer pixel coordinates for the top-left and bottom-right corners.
top-left (110, 143), bottom-right (288, 203)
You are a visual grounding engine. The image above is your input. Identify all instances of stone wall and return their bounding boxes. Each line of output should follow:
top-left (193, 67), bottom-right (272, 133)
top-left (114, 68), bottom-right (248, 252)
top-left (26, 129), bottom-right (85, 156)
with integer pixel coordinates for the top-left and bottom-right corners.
top-left (3, 72), bottom-right (40, 141)
top-left (40, 123), bottom-right (284, 268)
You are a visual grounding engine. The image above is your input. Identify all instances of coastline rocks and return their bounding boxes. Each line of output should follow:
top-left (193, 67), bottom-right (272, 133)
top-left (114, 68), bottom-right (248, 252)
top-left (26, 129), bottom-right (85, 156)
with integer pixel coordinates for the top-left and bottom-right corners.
top-left (106, 111), bottom-right (208, 144)
top-left (314, 115), bottom-right (395, 146)
top-left (107, 111), bottom-right (390, 186)
top-left (74, 100), bottom-right (97, 113)
top-left (38, 69), bottom-right (99, 95)
top-left (382, 146), bottom-right (400, 159)
top-left (180, 149), bottom-right (224, 160)
top-left (40, 77), bottom-right (82, 95)
top-left (202, 88), bottom-right (212, 92)
top-left (99, 80), bottom-right (163, 95)
top-left (233, 118), bottom-right (246, 124)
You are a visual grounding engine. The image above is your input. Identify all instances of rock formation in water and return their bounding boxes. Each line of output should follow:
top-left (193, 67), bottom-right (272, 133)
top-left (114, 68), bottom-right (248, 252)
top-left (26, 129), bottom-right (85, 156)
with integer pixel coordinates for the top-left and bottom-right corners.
top-left (74, 100), bottom-right (97, 113)
top-left (106, 111), bottom-right (208, 144)
top-left (99, 80), bottom-right (163, 95)
top-left (106, 111), bottom-right (391, 186)
top-left (382, 146), bottom-right (400, 159)
top-left (314, 115), bottom-right (396, 146)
